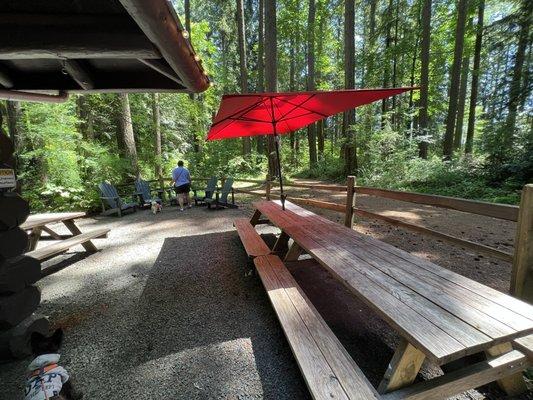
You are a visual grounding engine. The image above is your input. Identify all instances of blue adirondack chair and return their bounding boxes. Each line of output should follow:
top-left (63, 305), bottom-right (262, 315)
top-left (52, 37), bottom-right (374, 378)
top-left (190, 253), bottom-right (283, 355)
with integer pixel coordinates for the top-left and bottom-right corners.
top-left (134, 179), bottom-right (163, 208)
top-left (98, 181), bottom-right (137, 217)
top-left (192, 176), bottom-right (218, 206)
top-left (206, 177), bottom-right (237, 210)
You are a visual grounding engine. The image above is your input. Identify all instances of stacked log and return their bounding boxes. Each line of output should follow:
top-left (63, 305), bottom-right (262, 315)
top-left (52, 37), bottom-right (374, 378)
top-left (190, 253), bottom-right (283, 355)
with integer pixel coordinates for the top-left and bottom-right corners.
top-left (0, 193), bottom-right (49, 360)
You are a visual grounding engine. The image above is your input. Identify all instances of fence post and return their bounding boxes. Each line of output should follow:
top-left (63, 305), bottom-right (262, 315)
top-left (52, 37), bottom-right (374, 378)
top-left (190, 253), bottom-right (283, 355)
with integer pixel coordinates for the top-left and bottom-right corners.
top-left (344, 176), bottom-right (356, 228)
top-left (511, 184), bottom-right (533, 303)
top-left (265, 178), bottom-right (271, 200)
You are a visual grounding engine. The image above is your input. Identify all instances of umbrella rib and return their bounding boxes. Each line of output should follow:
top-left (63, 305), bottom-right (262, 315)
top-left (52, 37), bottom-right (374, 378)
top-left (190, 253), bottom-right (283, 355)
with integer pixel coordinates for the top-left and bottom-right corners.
top-left (208, 97), bottom-right (270, 139)
top-left (227, 116), bottom-right (271, 123)
top-left (278, 111), bottom-right (317, 123)
top-left (210, 97), bottom-right (267, 129)
top-left (277, 95), bottom-right (329, 119)
top-left (275, 94), bottom-right (317, 121)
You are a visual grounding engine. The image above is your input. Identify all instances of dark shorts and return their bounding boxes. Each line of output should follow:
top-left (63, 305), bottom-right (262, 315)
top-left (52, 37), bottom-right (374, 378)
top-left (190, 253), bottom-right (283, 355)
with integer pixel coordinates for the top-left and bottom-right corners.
top-left (174, 184), bottom-right (190, 194)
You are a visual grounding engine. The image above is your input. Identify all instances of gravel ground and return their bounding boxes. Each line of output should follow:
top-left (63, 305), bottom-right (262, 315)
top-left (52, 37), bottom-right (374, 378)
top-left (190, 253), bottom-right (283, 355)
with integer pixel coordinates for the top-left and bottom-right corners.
top-left (1, 193), bottom-right (531, 399)
top-left (0, 205), bottom-right (308, 400)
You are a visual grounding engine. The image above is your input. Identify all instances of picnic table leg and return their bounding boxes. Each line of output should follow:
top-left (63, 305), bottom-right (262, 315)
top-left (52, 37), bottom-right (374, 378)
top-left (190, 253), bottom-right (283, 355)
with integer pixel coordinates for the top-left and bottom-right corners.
top-left (272, 231), bottom-right (290, 254)
top-left (378, 339), bottom-right (426, 394)
top-left (484, 342), bottom-right (527, 395)
top-left (27, 227), bottom-right (43, 251)
top-left (250, 209), bottom-right (262, 226)
top-left (62, 220), bottom-right (98, 253)
top-left (284, 241), bottom-right (303, 261)
top-left (42, 226), bottom-right (64, 240)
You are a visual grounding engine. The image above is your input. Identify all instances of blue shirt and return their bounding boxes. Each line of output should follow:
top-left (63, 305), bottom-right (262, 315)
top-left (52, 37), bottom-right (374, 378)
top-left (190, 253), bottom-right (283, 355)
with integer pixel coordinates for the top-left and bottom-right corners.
top-left (172, 166), bottom-right (191, 187)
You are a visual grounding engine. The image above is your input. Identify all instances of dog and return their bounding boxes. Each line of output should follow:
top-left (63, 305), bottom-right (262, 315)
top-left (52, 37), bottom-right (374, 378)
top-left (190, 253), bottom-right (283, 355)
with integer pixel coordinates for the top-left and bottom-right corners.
top-left (25, 328), bottom-right (83, 400)
top-left (151, 200), bottom-right (162, 214)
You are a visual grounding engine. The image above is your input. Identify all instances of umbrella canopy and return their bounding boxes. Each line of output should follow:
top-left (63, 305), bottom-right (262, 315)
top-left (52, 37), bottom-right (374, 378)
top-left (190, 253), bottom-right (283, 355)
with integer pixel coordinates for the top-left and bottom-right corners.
top-left (206, 87), bottom-right (418, 210)
top-left (207, 87), bottom-right (415, 140)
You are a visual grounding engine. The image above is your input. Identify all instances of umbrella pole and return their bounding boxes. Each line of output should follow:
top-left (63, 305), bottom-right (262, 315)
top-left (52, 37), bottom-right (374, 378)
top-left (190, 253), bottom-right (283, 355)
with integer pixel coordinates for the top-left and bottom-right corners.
top-left (273, 130), bottom-right (285, 211)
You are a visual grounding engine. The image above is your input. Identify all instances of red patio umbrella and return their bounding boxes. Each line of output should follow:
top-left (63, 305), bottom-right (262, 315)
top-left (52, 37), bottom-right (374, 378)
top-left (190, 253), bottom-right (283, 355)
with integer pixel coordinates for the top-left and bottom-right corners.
top-left (207, 87), bottom-right (417, 209)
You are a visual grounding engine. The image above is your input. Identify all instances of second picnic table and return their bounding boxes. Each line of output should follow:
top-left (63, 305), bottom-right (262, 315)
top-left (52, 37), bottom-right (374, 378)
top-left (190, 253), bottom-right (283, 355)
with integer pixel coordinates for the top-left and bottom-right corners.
top-left (21, 212), bottom-right (109, 261)
top-left (248, 200), bottom-right (533, 398)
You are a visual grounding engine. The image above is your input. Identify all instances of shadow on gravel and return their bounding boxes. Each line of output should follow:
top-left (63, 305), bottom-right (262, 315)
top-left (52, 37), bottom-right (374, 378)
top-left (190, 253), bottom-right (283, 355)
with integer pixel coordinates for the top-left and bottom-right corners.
top-left (111, 231), bottom-right (310, 399)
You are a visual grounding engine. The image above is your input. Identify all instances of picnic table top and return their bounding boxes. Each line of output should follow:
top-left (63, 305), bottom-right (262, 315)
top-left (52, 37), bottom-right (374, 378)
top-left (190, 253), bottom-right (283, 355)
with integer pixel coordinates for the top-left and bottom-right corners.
top-left (253, 200), bottom-right (533, 365)
top-left (21, 212), bottom-right (87, 230)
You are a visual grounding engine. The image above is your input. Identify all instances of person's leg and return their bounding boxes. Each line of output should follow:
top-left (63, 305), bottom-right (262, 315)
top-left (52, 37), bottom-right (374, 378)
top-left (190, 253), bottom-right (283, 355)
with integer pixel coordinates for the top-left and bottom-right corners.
top-left (178, 193), bottom-right (185, 210)
top-left (185, 190), bottom-right (192, 208)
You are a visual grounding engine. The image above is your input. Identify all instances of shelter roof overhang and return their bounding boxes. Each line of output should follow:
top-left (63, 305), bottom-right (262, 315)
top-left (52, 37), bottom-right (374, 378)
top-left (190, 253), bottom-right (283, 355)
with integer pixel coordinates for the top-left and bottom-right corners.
top-left (0, 0), bottom-right (210, 101)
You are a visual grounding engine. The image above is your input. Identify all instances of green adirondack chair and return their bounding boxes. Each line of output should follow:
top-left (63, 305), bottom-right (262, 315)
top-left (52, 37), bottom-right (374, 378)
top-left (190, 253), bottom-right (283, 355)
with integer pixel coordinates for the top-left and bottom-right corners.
top-left (98, 181), bottom-right (137, 217)
top-left (206, 177), bottom-right (237, 210)
top-left (192, 176), bottom-right (218, 206)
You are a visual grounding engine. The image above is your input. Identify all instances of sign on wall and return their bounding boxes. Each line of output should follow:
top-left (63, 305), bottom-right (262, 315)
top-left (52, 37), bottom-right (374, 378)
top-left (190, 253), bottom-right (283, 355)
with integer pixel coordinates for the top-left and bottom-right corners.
top-left (0, 169), bottom-right (16, 189)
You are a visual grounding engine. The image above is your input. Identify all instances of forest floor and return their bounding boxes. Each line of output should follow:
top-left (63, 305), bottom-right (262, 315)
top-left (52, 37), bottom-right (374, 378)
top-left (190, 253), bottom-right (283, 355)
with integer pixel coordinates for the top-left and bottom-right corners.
top-left (0, 191), bottom-right (530, 399)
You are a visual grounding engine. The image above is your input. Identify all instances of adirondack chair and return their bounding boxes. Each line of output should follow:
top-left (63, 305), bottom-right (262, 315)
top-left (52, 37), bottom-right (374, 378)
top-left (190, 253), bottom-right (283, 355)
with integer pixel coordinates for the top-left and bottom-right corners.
top-left (192, 176), bottom-right (218, 206)
top-left (134, 179), bottom-right (163, 208)
top-left (98, 182), bottom-right (137, 217)
top-left (206, 177), bottom-right (237, 210)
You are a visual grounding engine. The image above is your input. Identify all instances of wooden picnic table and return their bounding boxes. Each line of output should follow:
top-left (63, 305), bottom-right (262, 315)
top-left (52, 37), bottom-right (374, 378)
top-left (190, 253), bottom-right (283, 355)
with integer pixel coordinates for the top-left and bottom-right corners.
top-left (20, 212), bottom-right (109, 261)
top-left (250, 200), bottom-right (533, 396)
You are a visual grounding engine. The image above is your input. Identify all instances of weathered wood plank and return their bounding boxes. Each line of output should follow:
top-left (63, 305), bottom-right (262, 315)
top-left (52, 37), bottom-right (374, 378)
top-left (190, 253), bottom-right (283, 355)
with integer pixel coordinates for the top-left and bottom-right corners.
top-left (484, 343), bottom-right (528, 395)
top-left (255, 255), bottom-right (380, 399)
top-left (511, 184), bottom-right (533, 302)
top-left (513, 334), bottom-right (533, 359)
top-left (378, 339), bottom-right (426, 393)
top-left (234, 218), bottom-right (270, 258)
top-left (20, 212), bottom-right (86, 231)
top-left (311, 223), bottom-right (533, 337)
top-left (382, 350), bottom-right (530, 400)
top-left (27, 228), bottom-right (109, 261)
top-left (280, 224), bottom-right (466, 364)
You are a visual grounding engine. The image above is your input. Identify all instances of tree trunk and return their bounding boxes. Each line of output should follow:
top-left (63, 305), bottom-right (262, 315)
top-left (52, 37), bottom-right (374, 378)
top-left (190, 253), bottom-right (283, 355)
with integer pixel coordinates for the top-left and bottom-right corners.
top-left (76, 95), bottom-right (95, 141)
top-left (453, 27), bottom-right (471, 150)
top-left (418, 0), bottom-right (431, 159)
top-left (342, 0), bottom-right (357, 175)
top-left (443, 0), bottom-right (468, 159)
top-left (256, 0), bottom-right (266, 155)
top-left (264, 0), bottom-right (278, 178)
top-left (381, 0), bottom-right (394, 125)
top-left (317, 119), bottom-right (324, 158)
top-left (465, 0), bottom-right (484, 154)
top-left (117, 93), bottom-right (140, 178)
top-left (391, 0), bottom-right (400, 127)
top-left (504, 0), bottom-right (532, 150)
top-left (289, 36), bottom-right (296, 160)
top-left (5, 101), bottom-right (21, 173)
top-left (237, 0), bottom-right (251, 156)
top-left (307, 0), bottom-right (317, 168)
top-left (152, 94), bottom-right (163, 185)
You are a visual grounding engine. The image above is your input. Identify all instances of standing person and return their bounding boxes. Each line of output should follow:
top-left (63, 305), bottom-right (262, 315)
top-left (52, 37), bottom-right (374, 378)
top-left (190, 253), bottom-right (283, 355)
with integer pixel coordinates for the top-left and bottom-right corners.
top-left (171, 160), bottom-right (192, 211)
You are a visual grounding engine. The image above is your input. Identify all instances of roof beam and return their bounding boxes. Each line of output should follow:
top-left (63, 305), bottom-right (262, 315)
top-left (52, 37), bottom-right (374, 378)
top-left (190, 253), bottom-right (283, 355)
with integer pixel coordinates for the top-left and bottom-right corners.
top-left (0, 66), bottom-right (14, 88)
top-left (119, 0), bottom-right (209, 92)
top-left (62, 60), bottom-right (94, 90)
top-left (138, 59), bottom-right (184, 85)
top-left (0, 14), bottom-right (160, 60)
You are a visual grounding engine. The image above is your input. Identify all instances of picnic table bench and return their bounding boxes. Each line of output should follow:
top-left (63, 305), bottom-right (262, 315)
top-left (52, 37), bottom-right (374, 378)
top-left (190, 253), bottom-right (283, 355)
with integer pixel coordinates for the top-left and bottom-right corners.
top-left (235, 200), bottom-right (533, 400)
top-left (21, 212), bottom-right (109, 261)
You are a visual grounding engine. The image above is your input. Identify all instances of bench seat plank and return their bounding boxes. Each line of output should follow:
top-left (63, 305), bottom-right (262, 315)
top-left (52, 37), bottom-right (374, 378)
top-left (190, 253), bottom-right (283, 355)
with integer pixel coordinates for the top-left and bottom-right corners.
top-left (27, 228), bottom-right (109, 261)
top-left (254, 255), bottom-right (380, 400)
top-left (234, 218), bottom-right (271, 258)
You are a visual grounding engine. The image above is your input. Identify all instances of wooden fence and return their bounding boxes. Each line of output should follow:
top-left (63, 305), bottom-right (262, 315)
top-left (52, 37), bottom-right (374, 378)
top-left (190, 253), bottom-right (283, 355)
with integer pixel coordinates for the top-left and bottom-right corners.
top-left (230, 176), bottom-right (532, 303)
